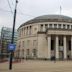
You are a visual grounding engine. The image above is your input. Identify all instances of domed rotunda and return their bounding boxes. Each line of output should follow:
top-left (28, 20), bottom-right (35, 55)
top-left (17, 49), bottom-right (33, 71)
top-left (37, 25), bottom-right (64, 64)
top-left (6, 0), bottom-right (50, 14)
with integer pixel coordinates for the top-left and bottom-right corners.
top-left (16, 14), bottom-right (72, 60)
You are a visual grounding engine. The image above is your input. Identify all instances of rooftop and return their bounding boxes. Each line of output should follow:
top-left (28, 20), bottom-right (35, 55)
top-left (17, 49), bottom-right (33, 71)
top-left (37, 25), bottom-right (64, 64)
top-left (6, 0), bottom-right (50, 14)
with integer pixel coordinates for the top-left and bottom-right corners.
top-left (19, 14), bottom-right (72, 28)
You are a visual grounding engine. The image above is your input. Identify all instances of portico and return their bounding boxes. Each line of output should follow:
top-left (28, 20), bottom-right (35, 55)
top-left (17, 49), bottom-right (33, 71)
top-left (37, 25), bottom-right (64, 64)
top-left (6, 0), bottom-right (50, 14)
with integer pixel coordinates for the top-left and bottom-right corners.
top-left (47, 34), bottom-right (72, 60)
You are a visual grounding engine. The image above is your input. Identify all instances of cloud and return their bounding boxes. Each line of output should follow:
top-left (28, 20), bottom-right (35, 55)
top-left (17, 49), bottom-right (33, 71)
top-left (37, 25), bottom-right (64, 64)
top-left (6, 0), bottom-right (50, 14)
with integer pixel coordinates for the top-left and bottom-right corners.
top-left (0, 0), bottom-right (72, 30)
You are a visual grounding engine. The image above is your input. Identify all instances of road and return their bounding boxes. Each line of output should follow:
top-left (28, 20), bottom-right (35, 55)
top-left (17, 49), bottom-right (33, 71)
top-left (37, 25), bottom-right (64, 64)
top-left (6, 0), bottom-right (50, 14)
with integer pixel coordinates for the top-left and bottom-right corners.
top-left (0, 60), bottom-right (72, 72)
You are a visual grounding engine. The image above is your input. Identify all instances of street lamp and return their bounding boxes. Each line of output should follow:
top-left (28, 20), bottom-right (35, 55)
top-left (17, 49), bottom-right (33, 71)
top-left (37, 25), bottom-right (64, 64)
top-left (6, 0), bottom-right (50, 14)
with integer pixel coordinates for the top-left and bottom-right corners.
top-left (9, 0), bottom-right (18, 70)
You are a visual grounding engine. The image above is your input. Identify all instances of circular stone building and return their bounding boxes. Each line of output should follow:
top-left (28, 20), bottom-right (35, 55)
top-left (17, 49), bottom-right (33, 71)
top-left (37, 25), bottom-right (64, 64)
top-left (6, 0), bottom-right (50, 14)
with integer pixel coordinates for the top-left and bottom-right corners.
top-left (16, 14), bottom-right (72, 60)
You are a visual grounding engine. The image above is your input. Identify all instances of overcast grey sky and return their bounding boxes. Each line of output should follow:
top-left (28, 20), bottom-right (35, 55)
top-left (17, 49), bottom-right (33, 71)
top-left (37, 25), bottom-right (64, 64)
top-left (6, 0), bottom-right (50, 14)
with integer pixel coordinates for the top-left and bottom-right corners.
top-left (0, 0), bottom-right (72, 30)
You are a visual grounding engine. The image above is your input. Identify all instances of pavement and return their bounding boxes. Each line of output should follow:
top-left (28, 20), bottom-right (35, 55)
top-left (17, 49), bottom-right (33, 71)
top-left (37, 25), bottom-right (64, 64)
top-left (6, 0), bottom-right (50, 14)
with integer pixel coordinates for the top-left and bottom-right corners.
top-left (0, 60), bottom-right (72, 72)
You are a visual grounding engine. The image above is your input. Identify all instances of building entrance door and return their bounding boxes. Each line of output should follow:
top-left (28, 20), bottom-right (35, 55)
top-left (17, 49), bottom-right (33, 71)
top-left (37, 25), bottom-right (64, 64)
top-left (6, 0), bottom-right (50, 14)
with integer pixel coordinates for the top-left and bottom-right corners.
top-left (59, 51), bottom-right (63, 60)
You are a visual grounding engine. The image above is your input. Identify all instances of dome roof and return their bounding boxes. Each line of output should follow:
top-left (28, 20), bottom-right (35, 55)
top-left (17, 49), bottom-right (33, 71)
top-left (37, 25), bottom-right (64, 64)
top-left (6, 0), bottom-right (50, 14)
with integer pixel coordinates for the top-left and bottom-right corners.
top-left (35, 15), bottom-right (72, 20)
top-left (19, 15), bottom-right (72, 28)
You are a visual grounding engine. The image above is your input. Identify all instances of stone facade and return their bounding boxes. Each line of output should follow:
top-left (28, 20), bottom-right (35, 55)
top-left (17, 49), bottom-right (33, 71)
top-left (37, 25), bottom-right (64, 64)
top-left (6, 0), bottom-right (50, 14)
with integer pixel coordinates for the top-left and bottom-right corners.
top-left (16, 15), bottom-right (72, 60)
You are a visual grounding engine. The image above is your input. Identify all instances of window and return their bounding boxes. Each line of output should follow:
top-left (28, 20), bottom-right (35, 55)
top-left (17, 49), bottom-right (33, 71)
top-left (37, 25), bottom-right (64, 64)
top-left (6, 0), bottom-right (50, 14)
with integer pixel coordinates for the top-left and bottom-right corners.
top-left (58, 24), bottom-right (61, 28)
top-left (29, 26), bottom-right (32, 35)
top-left (45, 24), bottom-right (48, 29)
top-left (54, 24), bottom-right (57, 28)
top-left (71, 25), bottom-right (72, 29)
top-left (40, 24), bottom-right (43, 31)
top-left (49, 24), bottom-right (52, 28)
top-left (63, 24), bottom-right (66, 29)
top-left (32, 49), bottom-right (37, 57)
top-left (22, 41), bottom-right (24, 47)
top-left (26, 49), bottom-right (30, 55)
top-left (26, 27), bottom-right (28, 35)
top-left (67, 25), bottom-right (70, 29)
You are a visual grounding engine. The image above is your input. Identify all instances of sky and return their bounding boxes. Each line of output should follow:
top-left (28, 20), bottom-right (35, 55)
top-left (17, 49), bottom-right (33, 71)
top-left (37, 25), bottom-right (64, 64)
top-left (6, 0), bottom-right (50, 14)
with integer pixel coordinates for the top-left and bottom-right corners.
top-left (0, 0), bottom-right (72, 31)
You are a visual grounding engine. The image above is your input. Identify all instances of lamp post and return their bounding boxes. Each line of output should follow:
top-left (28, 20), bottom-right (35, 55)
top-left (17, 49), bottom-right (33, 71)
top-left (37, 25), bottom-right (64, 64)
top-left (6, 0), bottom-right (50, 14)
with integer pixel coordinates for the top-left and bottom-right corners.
top-left (9, 0), bottom-right (18, 70)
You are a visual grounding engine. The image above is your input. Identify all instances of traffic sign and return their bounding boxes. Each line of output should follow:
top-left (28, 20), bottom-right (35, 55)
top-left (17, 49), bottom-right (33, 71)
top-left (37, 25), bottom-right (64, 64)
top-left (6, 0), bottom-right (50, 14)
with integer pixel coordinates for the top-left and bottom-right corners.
top-left (8, 44), bottom-right (16, 51)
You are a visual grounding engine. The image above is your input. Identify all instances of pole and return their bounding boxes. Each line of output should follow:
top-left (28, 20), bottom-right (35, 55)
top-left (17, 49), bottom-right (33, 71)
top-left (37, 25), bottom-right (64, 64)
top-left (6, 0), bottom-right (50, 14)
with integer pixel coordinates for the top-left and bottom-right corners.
top-left (9, 0), bottom-right (18, 70)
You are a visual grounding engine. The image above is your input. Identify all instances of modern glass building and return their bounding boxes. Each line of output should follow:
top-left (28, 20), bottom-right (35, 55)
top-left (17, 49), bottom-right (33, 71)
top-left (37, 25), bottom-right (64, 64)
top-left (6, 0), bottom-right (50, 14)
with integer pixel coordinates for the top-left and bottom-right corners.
top-left (1, 27), bottom-right (18, 58)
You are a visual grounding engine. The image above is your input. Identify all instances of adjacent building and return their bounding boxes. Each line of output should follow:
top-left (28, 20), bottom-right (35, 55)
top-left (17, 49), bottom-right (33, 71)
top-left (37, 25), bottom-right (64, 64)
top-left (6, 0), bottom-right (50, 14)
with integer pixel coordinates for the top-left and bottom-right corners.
top-left (1, 27), bottom-right (18, 58)
top-left (0, 35), bottom-right (1, 54)
top-left (16, 15), bottom-right (72, 60)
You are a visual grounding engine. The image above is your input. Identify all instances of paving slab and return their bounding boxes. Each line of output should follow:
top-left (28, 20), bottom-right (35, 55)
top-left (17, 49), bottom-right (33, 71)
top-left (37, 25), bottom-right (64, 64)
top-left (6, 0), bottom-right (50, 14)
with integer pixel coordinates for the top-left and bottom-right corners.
top-left (0, 60), bottom-right (72, 72)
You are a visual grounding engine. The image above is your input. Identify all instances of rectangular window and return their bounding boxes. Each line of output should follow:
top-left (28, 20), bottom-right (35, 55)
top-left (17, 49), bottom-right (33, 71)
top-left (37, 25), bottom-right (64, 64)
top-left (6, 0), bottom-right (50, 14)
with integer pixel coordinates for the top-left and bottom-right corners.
top-left (58, 24), bottom-right (61, 28)
top-left (67, 25), bottom-right (70, 29)
top-left (23, 41), bottom-right (24, 47)
top-left (71, 25), bottom-right (72, 29)
top-left (40, 24), bottom-right (43, 31)
top-left (63, 24), bottom-right (66, 29)
top-left (33, 40), bottom-right (37, 47)
top-left (54, 24), bottom-right (57, 28)
top-left (29, 26), bottom-right (32, 35)
top-left (49, 24), bottom-right (52, 28)
top-left (45, 24), bottom-right (48, 29)
top-left (26, 49), bottom-right (29, 55)
top-left (33, 49), bottom-right (37, 57)
top-left (26, 27), bottom-right (28, 35)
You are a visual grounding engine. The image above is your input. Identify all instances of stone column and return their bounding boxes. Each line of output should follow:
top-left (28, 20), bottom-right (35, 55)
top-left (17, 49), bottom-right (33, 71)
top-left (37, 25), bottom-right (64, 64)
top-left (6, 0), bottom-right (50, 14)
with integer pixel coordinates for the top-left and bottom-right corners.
top-left (47, 36), bottom-right (51, 59)
top-left (63, 36), bottom-right (67, 59)
top-left (55, 36), bottom-right (59, 59)
top-left (71, 36), bottom-right (72, 59)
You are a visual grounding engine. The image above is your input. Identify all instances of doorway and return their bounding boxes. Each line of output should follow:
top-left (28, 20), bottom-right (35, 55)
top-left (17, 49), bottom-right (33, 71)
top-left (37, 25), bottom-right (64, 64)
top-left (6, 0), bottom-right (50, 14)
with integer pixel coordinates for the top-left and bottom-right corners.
top-left (59, 51), bottom-right (63, 60)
